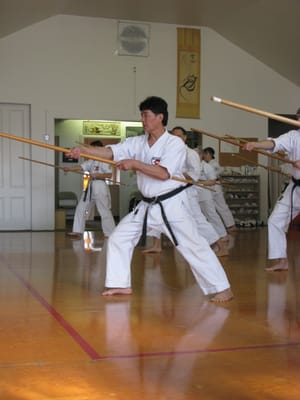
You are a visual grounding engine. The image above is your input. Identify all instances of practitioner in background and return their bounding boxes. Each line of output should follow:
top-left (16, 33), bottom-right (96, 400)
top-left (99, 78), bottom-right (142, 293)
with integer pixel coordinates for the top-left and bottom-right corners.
top-left (243, 107), bottom-right (300, 271)
top-left (64, 140), bottom-right (116, 239)
top-left (203, 147), bottom-right (237, 232)
top-left (144, 126), bottom-right (229, 257)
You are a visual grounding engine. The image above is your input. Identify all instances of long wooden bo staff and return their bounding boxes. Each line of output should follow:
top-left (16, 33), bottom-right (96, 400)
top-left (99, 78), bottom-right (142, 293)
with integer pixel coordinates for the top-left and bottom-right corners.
top-left (191, 128), bottom-right (294, 165)
top-left (18, 156), bottom-right (126, 186)
top-left (224, 134), bottom-right (290, 176)
top-left (19, 156), bottom-right (83, 174)
top-left (230, 153), bottom-right (291, 177)
top-left (0, 131), bottom-right (212, 190)
top-left (211, 96), bottom-right (300, 129)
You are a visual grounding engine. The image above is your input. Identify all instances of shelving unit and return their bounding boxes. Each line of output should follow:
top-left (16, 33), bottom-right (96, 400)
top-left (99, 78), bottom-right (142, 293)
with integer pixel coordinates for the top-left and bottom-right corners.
top-left (221, 174), bottom-right (260, 228)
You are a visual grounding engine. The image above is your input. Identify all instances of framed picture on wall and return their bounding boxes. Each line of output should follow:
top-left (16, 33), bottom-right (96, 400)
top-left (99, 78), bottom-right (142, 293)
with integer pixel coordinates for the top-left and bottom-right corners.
top-left (83, 121), bottom-right (121, 137)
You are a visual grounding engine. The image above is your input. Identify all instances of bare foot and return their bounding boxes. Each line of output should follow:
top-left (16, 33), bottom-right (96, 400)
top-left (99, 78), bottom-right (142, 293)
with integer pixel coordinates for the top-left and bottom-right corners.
top-left (142, 246), bottom-right (162, 254)
top-left (227, 225), bottom-right (237, 233)
top-left (265, 259), bottom-right (288, 272)
top-left (102, 288), bottom-right (132, 296)
top-left (215, 248), bottom-right (229, 257)
top-left (220, 235), bottom-right (230, 242)
top-left (214, 239), bottom-right (229, 257)
top-left (210, 288), bottom-right (234, 303)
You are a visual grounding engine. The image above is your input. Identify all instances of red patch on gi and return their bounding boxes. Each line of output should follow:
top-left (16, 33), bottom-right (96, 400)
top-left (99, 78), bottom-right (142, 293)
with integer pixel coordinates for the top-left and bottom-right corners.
top-left (151, 157), bottom-right (161, 165)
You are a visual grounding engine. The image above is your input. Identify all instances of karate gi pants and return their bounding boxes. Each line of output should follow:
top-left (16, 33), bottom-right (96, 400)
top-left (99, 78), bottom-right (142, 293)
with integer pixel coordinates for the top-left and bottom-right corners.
top-left (146, 188), bottom-right (220, 245)
top-left (105, 192), bottom-right (230, 295)
top-left (199, 199), bottom-right (227, 238)
top-left (187, 188), bottom-right (220, 245)
top-left (72, 181), bottom-right (115, 236)
top-left (268, 182), bottom-right (300, 259)
top-left (213, 188), bottom-right (235, 228)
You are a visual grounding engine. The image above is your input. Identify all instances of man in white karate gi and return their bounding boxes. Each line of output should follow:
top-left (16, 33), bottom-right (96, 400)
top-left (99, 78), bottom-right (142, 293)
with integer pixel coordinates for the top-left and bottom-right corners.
top-left (243, 108), bottom-right (300, 271)
top-left (68, 96), bottom-right (233, 302)
top-left (64, 140), bottom-right (115, 238)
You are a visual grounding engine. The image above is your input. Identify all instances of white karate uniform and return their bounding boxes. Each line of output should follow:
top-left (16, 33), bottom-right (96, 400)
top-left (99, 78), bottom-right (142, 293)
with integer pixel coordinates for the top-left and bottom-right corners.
top-left (185, 147), bottom-right (220, 244)
top-left (280, 162), bottom-right (293, 192)
top-left (267, 130), bottom-right (300, 259)
top-left (106, 131), bottom-right (230, 295)
top-left (147, 146), bottom-right (220, 245)
top-left (72, 160), bottom-right (116, 237)
top-left (197, 160), bottom-right (227, 238)
top-left (208, 159), bottom-right (235, 228)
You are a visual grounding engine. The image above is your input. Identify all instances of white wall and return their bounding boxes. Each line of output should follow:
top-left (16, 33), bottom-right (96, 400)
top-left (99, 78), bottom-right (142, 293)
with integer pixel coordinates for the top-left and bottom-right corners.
top-left (0, 15), bottom-right (299, 228)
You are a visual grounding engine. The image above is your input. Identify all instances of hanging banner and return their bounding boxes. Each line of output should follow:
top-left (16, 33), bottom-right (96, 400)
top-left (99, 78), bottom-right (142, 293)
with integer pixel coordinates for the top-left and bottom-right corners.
top-left (176, 28), bottom-right (201, 119)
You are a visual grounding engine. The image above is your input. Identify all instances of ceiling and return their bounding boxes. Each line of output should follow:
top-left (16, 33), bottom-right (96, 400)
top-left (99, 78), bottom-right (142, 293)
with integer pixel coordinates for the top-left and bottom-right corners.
top-left (1, 0), bottom-right (300, 86)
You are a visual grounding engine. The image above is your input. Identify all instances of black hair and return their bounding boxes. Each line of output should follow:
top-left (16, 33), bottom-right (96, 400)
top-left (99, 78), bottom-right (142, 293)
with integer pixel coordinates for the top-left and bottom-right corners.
top-left (139, 96), bottom-right (168, 126)
top-left (203, 147), bottom-right (215, 159)
top-left (90, 140), bottom-right (103, 147)
top-left (171, 126), bottom-right (187, 136)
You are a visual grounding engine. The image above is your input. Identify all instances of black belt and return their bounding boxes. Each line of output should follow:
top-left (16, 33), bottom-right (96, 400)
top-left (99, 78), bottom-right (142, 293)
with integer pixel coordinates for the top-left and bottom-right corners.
top-left (290, 177), bottom-right (300, 224)
top-left (140, 184), bottom-right (191, 246)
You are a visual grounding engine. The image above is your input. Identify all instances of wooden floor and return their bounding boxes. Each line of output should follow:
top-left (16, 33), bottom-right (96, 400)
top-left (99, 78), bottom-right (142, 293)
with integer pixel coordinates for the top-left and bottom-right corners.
top-left (0, 226), bottom-right (300, 399)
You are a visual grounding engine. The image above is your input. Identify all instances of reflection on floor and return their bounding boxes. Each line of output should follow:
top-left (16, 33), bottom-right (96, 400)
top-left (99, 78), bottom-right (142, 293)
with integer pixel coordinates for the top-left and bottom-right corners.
top-left (0, 227), bottom-right (299, 399)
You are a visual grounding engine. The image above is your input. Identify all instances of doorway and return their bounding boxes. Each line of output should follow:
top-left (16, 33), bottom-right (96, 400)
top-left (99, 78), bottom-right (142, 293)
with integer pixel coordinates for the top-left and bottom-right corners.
top-left (54, 118), bottom-right (143, 228)
top-left (0, 103), bottom-right (31, 230)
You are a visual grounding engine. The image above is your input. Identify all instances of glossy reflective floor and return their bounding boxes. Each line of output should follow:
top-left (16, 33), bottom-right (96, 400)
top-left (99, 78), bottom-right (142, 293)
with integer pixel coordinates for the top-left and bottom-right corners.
top-left (0, 227), bottom-right (300, 399)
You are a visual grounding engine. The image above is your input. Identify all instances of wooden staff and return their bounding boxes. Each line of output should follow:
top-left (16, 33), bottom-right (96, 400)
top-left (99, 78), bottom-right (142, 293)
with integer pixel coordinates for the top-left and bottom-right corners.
top-left (217, 178), bottom-right (235, 187)
top-left (224, 134), bottom-right (248, 144)
top-left (0, 131), bottom-right (116, 166)
top-left (224, 134), bottom-right (289, 158)
top-left (172, 176), bottom-right (215, 192)
top-left (230, 154), bottom-right (291, 177)
top-left (18, 156), bottom-right (126, 185)
top-left (192, 128), bottom-right (294, 165)
top-left (18, 156), bottom-right (84, 174)
top-left (1, 131), bottom-right (207, 189)
top-left (211, 96), bottom-right (300, 129)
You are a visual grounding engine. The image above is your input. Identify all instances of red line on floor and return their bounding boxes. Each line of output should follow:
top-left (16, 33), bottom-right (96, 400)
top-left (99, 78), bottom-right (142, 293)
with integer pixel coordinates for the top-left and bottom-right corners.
top-left (99, 341), bottom-right (300, 360)
top-left (6, 264), bottom-right (103, 361)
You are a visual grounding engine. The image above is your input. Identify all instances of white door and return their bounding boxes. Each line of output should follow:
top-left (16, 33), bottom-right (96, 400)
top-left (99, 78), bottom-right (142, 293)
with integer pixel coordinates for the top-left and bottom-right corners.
top-left (0, 104), bottom-right (31, 230)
